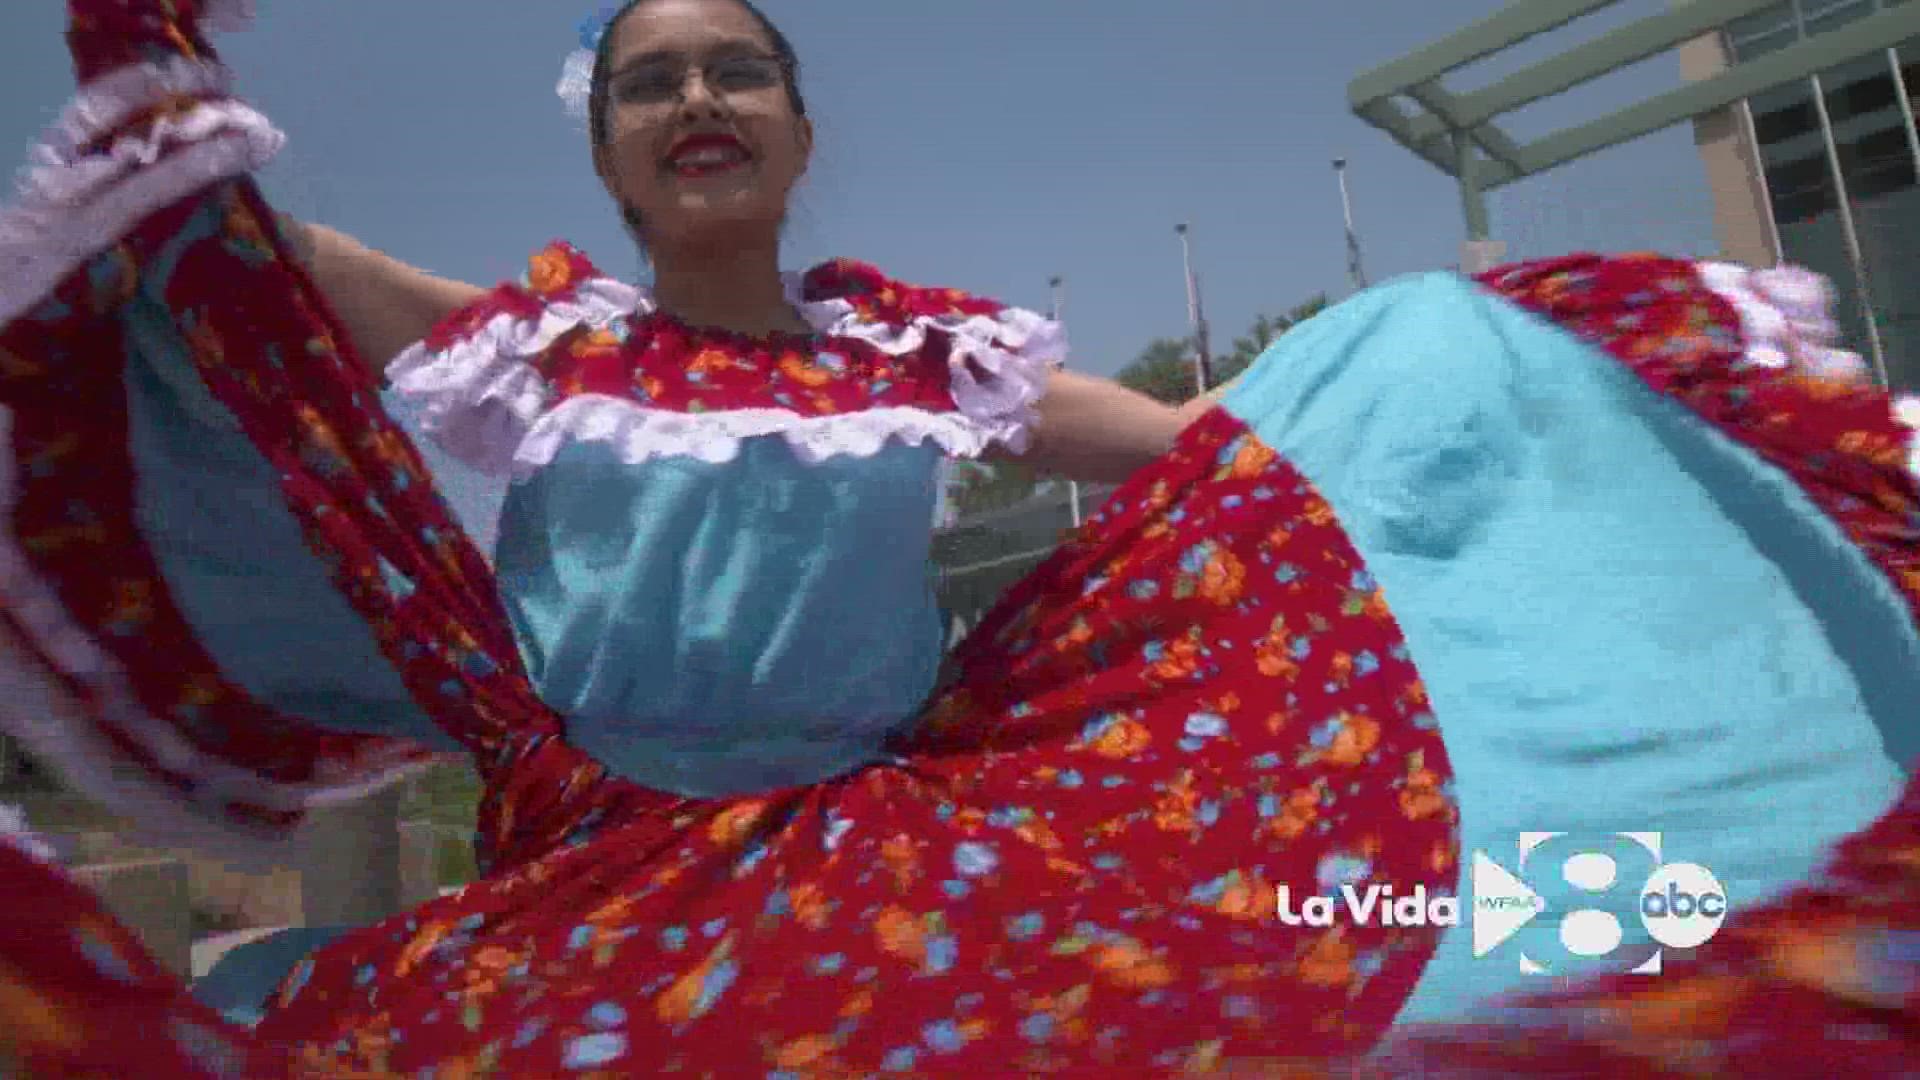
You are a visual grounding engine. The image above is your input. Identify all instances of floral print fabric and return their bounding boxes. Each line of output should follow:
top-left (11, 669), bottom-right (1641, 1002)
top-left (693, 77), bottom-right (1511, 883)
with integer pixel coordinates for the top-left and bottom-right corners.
top-left (2, 193), bottom-right (1464, 1070)
top-left (237, 410), bottom-right (1456, 1075)
top-left (3, 7), bottom-right (1458, 1070)
top-left (1479, 254), bottom-right (1920, 632)
top-left (391, 241), bottom-right (1057, 478)
top-left (2, 2), bottom-right (1919, 1075)
top-left (1322, 255), bottom-right (1920, 1079)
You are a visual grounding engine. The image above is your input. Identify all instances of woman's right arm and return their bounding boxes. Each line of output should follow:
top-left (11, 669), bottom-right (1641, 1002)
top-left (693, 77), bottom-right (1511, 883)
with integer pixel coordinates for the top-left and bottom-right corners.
top-left (278, 216), bottom-right (487, 379)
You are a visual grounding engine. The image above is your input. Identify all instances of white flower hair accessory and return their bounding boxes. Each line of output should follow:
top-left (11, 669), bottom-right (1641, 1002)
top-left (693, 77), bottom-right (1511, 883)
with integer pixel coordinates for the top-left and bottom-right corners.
top-left (557, 6), bottom-right (627, 122)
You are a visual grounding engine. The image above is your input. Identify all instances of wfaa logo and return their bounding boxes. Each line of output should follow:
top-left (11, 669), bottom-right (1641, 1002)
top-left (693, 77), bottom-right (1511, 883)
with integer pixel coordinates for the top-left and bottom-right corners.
top-left (1473, 831), bottom-right (1729, 974)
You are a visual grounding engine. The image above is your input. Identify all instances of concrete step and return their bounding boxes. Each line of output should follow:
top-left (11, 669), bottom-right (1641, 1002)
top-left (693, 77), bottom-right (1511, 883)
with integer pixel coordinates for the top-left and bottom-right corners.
top-left (191, 926), bottom-right (287, 980)
top-left (189, 883), bottom-right (465, 981)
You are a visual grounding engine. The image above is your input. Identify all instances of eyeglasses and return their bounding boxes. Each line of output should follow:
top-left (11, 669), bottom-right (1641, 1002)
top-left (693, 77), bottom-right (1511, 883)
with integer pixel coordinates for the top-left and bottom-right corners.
top-left (609, 54), bottom-right (786, 105)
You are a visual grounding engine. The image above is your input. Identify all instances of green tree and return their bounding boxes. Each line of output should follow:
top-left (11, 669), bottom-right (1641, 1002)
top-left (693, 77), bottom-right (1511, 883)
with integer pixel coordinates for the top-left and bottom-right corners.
top-left (1114, 338), bottom-right (1204, 405)
top-left (1214, 294), bottom-right (1331, 385)
top-left (1116, 296), bottom-right (1331, 404)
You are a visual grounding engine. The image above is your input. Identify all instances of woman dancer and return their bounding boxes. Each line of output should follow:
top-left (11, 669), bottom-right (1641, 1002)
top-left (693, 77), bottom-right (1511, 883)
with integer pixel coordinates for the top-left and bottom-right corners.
top-left (0, 1), bottom-right (1916, 1075)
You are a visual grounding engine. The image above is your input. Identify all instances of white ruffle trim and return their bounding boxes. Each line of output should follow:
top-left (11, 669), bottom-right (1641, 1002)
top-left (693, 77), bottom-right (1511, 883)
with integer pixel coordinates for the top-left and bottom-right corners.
top-left (518, 396), bottom-right (1033, 477)
top-left (0, 56), bottom-right (283, 325)
top-left (0, 406), bottom-right (429, 868)
top-left (802, 287), bottom-right (1062, 455)
top-left (41, 57), bottom-right (232, 158)
top-left (388, 279), bottom-right (641, 475)
top-left (390, 270), bottom-right (1060, 476)
top-left (1897, 396), bottom-right (1920, 482)
top-left (1697, 262), bottom-right (1870, 382)
top-left (1699, 262), bottom-right (1920, 482)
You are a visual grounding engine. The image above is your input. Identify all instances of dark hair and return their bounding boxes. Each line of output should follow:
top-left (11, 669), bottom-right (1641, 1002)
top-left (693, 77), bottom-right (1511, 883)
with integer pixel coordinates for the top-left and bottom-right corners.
top-left (587, 0), bottom-right (807, 239)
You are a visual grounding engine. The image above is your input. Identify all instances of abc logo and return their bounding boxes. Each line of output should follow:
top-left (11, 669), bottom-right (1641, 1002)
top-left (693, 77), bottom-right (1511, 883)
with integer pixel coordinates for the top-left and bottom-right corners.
top-left (1637, 861), bottom-right (1728, 949)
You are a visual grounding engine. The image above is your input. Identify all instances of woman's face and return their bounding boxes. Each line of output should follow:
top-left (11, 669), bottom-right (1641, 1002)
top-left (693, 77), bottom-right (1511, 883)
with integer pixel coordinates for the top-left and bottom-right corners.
top-left (594, 0), bottom-right (811, 250)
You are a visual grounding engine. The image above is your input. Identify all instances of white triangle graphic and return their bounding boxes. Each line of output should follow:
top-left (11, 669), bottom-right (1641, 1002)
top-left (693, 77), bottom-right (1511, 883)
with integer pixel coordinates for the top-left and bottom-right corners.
top-left (1471, 851), bottom-right (1544, 957)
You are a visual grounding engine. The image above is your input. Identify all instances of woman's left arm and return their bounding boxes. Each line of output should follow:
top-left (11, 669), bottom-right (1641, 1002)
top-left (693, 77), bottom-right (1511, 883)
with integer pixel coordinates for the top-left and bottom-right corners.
top-left (995, 370), bottom-right (1221, 482)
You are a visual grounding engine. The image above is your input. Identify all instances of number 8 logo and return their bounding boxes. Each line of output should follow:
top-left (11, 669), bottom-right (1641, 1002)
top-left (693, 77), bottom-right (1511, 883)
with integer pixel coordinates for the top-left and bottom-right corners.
top-left (1515, 832), bottom-right (1665, 976)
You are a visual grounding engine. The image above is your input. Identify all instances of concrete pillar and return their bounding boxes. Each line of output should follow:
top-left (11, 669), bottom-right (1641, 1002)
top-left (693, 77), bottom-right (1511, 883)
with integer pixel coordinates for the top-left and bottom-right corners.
top-left (297, 785), bottom-right (403, 926)
top-left (1460, 240), bottom-right (1509, 274)
top-left (73, 859), bottom-right (192, 978)
top-left (1676, 7), bottom-right (1782, 267)
top-left (398, 819), bottom-right (446, 906)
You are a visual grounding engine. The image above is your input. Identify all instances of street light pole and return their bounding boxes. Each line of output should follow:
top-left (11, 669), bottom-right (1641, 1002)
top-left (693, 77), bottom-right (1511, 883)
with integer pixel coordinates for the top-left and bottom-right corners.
top-left (1175, 223), bottom-right (1212, 395)
top-left (1333, 157), bottom-right (1368, 293)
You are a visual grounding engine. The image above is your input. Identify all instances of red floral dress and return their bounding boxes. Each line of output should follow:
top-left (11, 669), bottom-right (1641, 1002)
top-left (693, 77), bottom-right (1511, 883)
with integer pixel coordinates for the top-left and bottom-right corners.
top-left (0, 3), bottom-right (1916, 1078)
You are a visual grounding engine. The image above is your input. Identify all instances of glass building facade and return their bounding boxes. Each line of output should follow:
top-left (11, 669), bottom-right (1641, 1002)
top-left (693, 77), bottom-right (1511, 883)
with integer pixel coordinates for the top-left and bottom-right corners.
top-left (1724, 0), bottom-right (1920, 389)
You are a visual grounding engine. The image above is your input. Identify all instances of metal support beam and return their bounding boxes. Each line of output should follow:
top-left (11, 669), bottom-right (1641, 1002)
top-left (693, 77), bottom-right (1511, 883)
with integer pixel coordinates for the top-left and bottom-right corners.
top-left (1349, 0), bottom-right (1621, 108)
top-left (1892, 45), bottom-right (1920, 185)
top-left (1454, 130), bottom-right (1491, 241)
top-left (1521, 4), bottom-right (1920, 177)
top-left (1735, 98), bottom-right (1786, 267)
top-left (1350, 0), bottom-right (1920, 195)
top-left (1354, 97), bottom-right (1492, 178)
top-left (1808, 72), bottom-right (1892, 388)
top-left (1350, 0), bottom-right (1920, 276)
top-left (1404, 81), bottom-right (1529, 171)
top-left (1401, 0), bottom-right (1786, 148)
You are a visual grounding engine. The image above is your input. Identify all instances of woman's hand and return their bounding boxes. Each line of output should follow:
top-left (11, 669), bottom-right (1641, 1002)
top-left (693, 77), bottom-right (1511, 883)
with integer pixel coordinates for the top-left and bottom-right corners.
top-left (277, 217), bottom-right (486, 380)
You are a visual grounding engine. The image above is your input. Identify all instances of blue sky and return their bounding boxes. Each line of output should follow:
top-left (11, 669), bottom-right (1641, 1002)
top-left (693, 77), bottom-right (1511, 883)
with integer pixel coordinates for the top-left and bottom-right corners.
top-left (0, 0), bottom-right (1722, 540)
